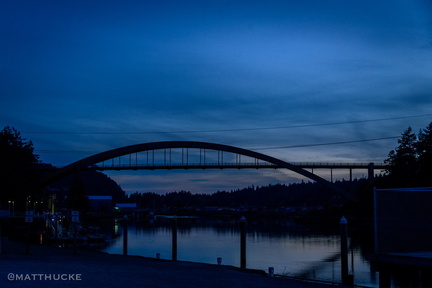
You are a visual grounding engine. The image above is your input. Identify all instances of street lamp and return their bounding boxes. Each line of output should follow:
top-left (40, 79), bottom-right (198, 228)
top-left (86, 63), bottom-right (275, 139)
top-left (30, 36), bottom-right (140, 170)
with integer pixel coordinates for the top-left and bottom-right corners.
top-left (34, 201), bottom-right (37, 213)
top-left (8, 201), bottom-right (15, 217)
top-left (26, 195), bottom-right (31, 211)
top-left (33, 201), bottom-right (44, 215)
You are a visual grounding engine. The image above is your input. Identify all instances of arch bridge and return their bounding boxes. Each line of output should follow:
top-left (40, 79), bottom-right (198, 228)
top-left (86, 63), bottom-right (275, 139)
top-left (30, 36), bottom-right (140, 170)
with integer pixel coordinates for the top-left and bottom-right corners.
top-left (41, 141), bottom-right (373, 202)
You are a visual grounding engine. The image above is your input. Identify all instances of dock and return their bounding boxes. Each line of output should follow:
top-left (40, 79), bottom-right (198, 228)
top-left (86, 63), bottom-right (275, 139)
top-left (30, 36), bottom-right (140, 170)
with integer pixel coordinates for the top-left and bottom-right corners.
top-left (369, 251), bottom-right (432, 268)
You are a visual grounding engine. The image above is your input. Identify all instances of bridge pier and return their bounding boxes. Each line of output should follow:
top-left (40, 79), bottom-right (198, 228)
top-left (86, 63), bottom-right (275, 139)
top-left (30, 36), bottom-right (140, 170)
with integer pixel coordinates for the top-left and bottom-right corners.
top-left (368, 163), bottom-right (375, 183)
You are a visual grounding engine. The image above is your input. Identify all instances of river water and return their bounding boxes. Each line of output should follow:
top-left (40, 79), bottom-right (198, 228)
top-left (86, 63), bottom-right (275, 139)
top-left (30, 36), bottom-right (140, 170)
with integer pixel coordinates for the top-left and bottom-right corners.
top-left (97, 216), bottom-right (423, 288)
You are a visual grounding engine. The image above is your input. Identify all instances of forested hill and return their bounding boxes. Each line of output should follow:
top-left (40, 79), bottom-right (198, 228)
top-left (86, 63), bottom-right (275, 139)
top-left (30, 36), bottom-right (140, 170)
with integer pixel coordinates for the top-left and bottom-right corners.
top-left (46, 170), bottom-right (127, 203)
top-left (129, 179), bottom-right (369, 210)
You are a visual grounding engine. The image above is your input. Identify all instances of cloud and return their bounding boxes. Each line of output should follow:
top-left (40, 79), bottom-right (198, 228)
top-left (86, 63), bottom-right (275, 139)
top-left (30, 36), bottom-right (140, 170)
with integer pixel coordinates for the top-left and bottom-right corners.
top-left (2, 0), bottom-right (432, 194)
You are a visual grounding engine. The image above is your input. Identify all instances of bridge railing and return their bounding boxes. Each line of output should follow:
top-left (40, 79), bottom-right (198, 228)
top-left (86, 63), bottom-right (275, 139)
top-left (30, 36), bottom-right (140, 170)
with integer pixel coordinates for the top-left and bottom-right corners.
top-left (291, 162), bottom-right (387, 169)
top-left (48, 162), bottom-right (387, 170)
top-left (74, 162), bottom-right (387, 170)
top-left (93, 162), bottom-right (278, 170)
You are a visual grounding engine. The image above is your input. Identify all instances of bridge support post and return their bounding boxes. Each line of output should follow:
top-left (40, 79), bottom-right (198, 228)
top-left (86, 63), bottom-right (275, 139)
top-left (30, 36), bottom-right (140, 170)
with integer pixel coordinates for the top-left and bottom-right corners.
top-left (368, 163), bottom-right (375, 183)
top-left (172, 218), bottom-right (178, 261)
top-left (240, 216), bottom-right (247, 269)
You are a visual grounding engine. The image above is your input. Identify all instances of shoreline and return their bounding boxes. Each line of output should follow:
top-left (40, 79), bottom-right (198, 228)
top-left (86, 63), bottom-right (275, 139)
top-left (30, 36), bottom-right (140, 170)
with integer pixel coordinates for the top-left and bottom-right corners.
top-left (0, 238), bottom-right (349, 288)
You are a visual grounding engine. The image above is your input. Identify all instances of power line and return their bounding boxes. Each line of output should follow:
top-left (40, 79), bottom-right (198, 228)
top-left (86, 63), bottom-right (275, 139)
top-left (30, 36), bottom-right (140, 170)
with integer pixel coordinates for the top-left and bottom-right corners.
top-left (251, 136), bottom-right (400, 150)
top-left (23, 113), bottom-right (432, 135)
top-left (35, 135), bottom-right (400, 155)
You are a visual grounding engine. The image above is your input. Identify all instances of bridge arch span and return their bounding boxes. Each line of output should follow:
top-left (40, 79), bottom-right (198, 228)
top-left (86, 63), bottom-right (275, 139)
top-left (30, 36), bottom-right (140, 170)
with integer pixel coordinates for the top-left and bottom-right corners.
top-left (41, 141), bottom-right (356, 201)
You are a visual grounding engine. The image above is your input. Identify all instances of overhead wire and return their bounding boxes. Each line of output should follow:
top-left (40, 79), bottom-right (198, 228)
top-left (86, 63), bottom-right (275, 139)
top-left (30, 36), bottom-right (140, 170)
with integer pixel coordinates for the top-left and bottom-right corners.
top-left (24, 113), bottom-right (432, 135)
top-left (31, 113), bottom-right (430, 154)
top-left (35, 135), bottom-right (401, 154)
top-left (251, 136), bottom-right (400, 150)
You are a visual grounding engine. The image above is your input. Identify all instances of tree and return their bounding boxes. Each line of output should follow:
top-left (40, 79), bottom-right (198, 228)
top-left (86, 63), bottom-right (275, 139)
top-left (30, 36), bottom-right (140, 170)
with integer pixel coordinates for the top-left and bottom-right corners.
top-left (384, 127), bottom-right (418, 186)
top-left (416, 122), bottom-right (432, 186)
top-left (0, 126), bottom-right (40, 209)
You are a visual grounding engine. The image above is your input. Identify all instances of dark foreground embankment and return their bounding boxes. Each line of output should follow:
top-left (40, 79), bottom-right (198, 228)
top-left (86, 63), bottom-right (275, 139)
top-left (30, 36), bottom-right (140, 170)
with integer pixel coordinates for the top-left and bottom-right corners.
top-left (0, 238), bottom-right (348, 288)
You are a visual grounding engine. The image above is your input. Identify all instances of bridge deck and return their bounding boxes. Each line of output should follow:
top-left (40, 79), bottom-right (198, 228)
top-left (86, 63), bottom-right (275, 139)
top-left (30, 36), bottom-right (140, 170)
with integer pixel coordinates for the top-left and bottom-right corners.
top-left (44, 162), bottom-right (387, 171)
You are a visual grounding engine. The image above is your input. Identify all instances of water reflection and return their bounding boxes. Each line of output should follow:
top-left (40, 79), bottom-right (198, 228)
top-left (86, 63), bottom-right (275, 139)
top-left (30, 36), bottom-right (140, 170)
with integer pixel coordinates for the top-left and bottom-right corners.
top-left (97, 217), bottom-right (429, 288)
top-left (99, 217), bottom-right (370, 285)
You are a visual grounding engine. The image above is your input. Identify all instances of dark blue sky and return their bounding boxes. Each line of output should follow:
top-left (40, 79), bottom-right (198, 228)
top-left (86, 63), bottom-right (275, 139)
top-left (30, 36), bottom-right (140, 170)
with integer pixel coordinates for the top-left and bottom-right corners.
top-left (1, 0), bottom-right (432, 194)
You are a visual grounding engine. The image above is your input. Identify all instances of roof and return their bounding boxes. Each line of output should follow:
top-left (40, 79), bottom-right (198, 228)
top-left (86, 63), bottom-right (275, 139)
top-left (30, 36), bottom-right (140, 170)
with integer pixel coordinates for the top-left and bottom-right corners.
top-left (116, 203), bottom-right (137, 208)
top-left (88, 196), bottom-right (113, 200)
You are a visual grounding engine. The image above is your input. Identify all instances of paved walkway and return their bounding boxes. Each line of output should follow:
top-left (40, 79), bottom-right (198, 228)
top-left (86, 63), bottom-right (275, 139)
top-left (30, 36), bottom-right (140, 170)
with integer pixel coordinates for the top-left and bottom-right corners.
top-left (0, 238), bottom-right (347, 288)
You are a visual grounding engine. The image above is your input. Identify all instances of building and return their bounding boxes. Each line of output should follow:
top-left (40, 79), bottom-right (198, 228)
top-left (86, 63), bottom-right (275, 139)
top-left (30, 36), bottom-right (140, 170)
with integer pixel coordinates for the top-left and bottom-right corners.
top-left (115, 203), bottom-right (137, 213)
top-left (88, 196), bottom-right (113, 212)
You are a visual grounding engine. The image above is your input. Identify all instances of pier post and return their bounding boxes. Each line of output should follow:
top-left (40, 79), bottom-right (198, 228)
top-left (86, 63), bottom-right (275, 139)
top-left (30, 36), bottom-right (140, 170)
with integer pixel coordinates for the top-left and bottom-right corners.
top-left (172, 218), bottom-right (178, 261)
top-left (123, 215), bottom-right (128, 256)
top-left (340, 216), bottom-right (353, 285)
top-left (240, 216), bottom-right (247, 269)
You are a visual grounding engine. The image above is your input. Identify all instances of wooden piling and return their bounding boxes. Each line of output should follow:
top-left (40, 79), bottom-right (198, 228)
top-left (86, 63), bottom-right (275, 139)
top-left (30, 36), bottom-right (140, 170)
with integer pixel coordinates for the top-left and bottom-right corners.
top-left (240, 216), bottom-right (247, 269)
top-left (340, 216), bottom-right (352, 285)
top-left (172, 218), bottom-right (178, 261)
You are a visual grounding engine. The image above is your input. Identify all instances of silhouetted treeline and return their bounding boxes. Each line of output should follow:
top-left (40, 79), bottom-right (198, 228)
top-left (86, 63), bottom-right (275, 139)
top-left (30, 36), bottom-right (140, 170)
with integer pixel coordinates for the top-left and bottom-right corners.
top-left (378, 122), bottom-right (432, 188)
top-left (129, 179), bottom-right (369, 211)
top-left (0, 126), bottom-right (41, 210)
top-left (2, 122), bottom-right (432, 213)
